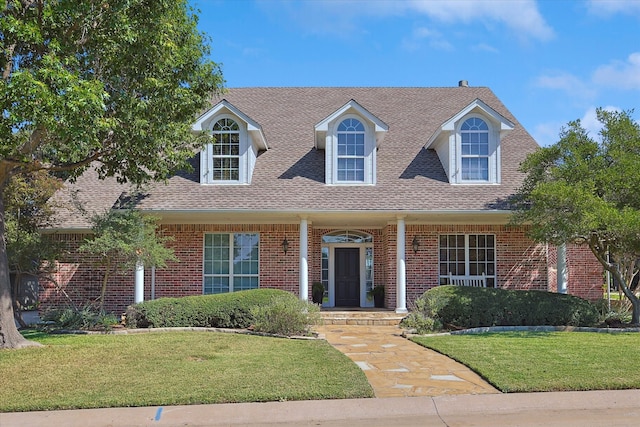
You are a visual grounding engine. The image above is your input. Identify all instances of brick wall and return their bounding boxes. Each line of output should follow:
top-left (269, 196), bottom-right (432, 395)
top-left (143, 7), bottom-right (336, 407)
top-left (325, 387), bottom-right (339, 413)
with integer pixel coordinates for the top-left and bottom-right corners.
top-left (40, 223), bottom-right (604, 314)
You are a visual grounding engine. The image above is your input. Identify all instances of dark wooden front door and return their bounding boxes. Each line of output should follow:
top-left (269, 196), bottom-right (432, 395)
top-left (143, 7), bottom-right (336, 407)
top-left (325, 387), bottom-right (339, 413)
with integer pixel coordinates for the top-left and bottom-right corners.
top-left (335, 248), bottom-right (360, 307)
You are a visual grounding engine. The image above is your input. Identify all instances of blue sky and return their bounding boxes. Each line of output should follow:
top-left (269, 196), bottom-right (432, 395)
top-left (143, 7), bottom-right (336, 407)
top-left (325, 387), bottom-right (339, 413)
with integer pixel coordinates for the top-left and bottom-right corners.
top-left (192, 0), bottom-right (640, 146)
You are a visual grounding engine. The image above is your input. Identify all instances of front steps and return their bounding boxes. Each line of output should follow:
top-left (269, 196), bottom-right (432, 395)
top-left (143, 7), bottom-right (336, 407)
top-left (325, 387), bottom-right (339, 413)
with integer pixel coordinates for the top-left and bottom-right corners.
top-left (319, 309), bottom-right (406, 326)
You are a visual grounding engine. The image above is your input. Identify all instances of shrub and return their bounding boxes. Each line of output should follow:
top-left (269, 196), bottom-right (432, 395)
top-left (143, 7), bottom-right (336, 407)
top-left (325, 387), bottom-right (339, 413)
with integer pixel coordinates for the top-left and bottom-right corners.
top-left (406, 285), bottom-right (599, 331)
top-left (125, 289), bottom-right (293, 329)
top-left (42, 305), bottom-right (119, 331)
top-left (250, 295), bottom-right (321, 336)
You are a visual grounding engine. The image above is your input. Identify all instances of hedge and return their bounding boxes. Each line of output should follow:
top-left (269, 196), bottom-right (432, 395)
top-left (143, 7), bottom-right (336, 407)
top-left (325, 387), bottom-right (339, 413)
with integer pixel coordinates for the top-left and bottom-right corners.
top-left (125, 289), bottom-right (297, 329)
top-left (406, 285), bottom-right (599, 330)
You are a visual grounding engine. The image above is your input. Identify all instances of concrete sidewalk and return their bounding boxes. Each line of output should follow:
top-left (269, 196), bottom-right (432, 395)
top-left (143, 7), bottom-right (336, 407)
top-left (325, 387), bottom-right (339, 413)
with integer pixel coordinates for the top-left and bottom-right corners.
top-left (3, 390), bottom-right (640, 426)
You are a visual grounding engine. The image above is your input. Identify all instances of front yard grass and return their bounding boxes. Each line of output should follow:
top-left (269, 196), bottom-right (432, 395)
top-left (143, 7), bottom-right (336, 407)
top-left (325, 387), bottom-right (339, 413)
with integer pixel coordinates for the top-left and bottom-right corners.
top-left (412, 331), bottom-right (640, 392)
top-left (0, 330), bottom-right (373, 412)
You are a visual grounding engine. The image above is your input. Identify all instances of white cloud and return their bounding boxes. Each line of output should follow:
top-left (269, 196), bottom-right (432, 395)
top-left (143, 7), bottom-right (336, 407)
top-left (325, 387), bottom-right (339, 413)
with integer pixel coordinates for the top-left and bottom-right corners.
top-left (272, 0), bottom-right (554, 41)
top-left (580, 106), bottom-right (623, 139)
top-left (532, 105), bottom-right (622, 146)
top-left (534, 72), bottom-right (597, 100)
top-left (402, 0), bottom-right (555, 41)
top-left (592, 52), bottom-right (640, 90)
top-left (586, 0), bottom-right (640, 17)
top-left (472, 43), bottom-right (500, 54)
top-left (402, 27), bottom-right (453, 51)
top-left (532, 121), bottom-right (565, 146)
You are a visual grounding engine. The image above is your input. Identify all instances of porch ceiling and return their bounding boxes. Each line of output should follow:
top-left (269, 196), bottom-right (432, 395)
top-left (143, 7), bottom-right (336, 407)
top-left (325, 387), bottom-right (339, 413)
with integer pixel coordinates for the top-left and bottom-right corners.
top-left (148, 209), bottom-right (512, 227)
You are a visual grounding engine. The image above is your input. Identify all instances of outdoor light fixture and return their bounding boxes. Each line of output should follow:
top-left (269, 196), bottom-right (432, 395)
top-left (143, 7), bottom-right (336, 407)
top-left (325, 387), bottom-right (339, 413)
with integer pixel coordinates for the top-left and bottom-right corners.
top-left (412, 235), bottom-right (420, 254)
top-left (282, 238), bottom-right (289, 254)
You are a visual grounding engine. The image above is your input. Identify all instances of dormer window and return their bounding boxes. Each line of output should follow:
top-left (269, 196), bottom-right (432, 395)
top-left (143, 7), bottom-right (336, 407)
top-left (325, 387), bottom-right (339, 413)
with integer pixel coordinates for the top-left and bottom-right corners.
top-left (460, 117), bottom-right (489, 181)
top-left (192, 100), bottom-right (268, 185)
top-left (212, 118), bottom-right (240, 181)
top-left (337, 118), bottom-right (366, 182)
top-left (425, 99), bottom-right (514, 185)
top-left (315, 100), bottom-right (388, 186)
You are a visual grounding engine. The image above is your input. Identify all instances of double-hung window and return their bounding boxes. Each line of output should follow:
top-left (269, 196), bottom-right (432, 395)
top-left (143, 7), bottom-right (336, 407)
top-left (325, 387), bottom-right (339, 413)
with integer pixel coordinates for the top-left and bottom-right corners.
top-left (203, 233), bottom-right (259, 294)
top-left (439, 234), bottom-right (496, 287)
top-left (337, 118), bottom-right (365, 182)
top-left (212, 118), bottom-right (240, 181)
top-left (460, 118), bottom-right (489, 181)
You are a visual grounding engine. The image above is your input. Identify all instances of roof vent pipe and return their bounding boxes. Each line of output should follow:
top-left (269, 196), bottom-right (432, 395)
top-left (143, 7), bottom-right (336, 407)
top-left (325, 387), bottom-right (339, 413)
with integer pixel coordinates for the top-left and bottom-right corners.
top-left (458, 80), bottom-right (469, 87)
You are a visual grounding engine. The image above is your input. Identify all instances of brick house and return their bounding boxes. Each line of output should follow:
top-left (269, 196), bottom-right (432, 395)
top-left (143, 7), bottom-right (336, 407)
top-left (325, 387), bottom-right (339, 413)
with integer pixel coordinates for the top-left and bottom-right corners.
top-left (42, 85), bottom-right (604, 314)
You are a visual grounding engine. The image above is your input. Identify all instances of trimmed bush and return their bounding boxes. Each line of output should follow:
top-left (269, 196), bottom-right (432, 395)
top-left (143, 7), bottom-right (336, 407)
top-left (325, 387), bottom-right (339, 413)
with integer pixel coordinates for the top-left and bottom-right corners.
top-left (251, 295), bottom-right (321, 336)
top-left (403, 285), bottom-right (599, 331)
top-left (125, 289), bottom-right (295, 329)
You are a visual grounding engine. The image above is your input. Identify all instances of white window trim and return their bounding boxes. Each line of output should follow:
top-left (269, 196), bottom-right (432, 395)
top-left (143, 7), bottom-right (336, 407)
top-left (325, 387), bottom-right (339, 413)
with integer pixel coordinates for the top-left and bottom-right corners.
top-left (202, 232), bottom-right (260, 294)
top-left (328, 114), bottom-right (376, 185)
top-left (438, 234), bottom-right (496, 286)
top-left (201, 114), bottom-right (249, 185)
top-left (454, 114), bottom-right (500, 184)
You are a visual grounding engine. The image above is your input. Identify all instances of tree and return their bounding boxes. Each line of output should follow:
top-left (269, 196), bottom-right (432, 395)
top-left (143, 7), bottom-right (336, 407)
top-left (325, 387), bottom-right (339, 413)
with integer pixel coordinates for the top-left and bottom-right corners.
top-left (79, 209), bottom-right (176, 312)
top-left (0, 1), bottom-right (223, 349)
top-left (4, 170), bottom-right (62, 327)
top-left (511, 108), bottom-right (640, 324)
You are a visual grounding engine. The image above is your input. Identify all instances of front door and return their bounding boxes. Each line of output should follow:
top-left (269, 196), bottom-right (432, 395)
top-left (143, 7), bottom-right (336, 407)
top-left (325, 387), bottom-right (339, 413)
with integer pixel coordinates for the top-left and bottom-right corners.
top-left (335, 248), bottom-right (360, 307)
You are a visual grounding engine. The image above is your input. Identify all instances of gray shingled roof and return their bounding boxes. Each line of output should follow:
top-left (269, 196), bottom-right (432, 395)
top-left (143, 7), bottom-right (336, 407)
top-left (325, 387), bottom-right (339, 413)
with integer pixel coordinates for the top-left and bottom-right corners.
top-left (50, 87), bottom-right (539, 229)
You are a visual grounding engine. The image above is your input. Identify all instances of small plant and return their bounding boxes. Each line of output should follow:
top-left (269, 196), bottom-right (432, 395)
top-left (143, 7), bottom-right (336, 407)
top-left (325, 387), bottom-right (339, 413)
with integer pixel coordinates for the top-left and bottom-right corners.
top-left (367, 285), bottom-right (385, 308)
top-left (42, 304), bottom-right (119, 331)
top-left (250, 295), bottom-right (321, 336)
top-left (312, 282), bottom-right (325, 304)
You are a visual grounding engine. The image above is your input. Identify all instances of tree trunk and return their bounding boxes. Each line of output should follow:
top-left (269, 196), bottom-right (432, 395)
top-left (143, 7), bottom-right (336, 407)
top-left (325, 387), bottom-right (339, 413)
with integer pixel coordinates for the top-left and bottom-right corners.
top-left (630, 295), bottom-right (640, 325)
top-left (0, 191), bottom-right (41, 348)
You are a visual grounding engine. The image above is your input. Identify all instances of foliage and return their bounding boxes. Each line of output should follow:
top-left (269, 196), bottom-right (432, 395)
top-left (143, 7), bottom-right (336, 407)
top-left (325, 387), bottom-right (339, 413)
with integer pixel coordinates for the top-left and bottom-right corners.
top-left (312, 282), bottom-right (325, 294)
top-left (251, 295), bottom-right (321, 336)
top-left (367, 285), bottom-right (385, 297)
top-left (125, 289), bottom-right (291, 329)
top-left (510, 108), bottom-right (640, 323)
top-left (0, 0), bottom-right (224, 348)
top-left (412, 332), bottom-right (640, 393)
top-left (3, 171), bottom-right (62, 324)
top-left (42, 304), bottom-right (119, 331)
top-left (400, 294), bottom-right (442, 334)
top-left (79, 209), bottom-right (176, 310)
top-left (0, 331), bottom-right (373, 412)
top-left (406, 286), bottom-right (599, 330)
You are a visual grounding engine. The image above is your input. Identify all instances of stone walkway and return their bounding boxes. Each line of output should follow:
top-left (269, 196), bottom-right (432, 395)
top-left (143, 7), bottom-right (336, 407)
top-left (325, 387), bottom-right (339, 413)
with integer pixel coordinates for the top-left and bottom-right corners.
top-left (314, 324), bottom-right (499, 398)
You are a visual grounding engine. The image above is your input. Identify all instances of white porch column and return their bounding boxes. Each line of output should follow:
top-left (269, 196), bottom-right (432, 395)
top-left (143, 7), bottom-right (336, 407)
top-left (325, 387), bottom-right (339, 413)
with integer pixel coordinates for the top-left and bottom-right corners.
top-left (134, 260), bottom-right (144, 304)
top-left (396, 217), bottom-right (408, 313)
top-left (557, 243), bottom-right (568, 294)
top-left (299, 217), bottom-right (309, 301)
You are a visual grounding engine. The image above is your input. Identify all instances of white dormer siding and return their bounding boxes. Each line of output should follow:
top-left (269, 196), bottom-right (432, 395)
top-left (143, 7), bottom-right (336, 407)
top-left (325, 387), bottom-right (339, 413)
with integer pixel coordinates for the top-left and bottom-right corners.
top-left (315, 100), bottom-right (388, 185)
top-left (192, 100), bottom-right (267, 185)
top-left (426, 99), bottom-right (513, 185)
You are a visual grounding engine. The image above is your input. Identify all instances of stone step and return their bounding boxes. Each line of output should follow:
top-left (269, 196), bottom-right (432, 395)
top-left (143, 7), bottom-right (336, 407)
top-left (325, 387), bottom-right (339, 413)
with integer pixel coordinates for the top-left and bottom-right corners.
top-left (319, 310), bottom-right (406, 326)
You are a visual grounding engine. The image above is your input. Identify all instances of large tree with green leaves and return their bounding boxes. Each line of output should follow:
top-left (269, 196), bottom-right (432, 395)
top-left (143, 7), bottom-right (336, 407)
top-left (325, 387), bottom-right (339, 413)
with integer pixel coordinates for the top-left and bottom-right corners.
top-left (511, 108), bottom-right (640, 324)
top-left (0, 0), bottom-right (223, 348)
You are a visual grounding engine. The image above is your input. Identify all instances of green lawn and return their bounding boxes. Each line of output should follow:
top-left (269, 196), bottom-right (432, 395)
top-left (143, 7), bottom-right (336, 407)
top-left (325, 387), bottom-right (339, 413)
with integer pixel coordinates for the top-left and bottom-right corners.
top-left (412, 332), bottom-right (640, 393)
top-left (0, 330), bottom-right (373, 412)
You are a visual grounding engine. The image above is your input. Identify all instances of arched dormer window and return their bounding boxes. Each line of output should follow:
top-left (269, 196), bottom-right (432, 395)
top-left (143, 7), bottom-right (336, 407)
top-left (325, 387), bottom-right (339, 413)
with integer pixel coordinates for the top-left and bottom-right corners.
top-left (314, 99), bottom-right (388, 186)
top-left (460, 117), bottom-right (489, 181)
top-left (337, 118), bottom-right (366, 182)
top-left (212, 118), bottom-right (240, 181)
top-left (425, 99), bottom-right (513, 185)
top-left (193, 99), bottom-right (268, 185)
